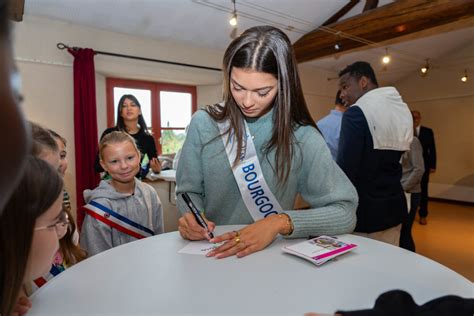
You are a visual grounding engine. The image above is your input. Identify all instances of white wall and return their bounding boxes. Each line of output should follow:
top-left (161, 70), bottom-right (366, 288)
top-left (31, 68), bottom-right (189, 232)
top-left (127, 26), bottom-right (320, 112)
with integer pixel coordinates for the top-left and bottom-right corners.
top-left (394, 42), bottom-right (474, 202)
top-left (197, 84), bottom-right (222, 108)
top-left (298, 65), bottom-right (339, 121)
top-left (13, 16), bottom-right (223, 214)
top-left (12, 15), bottom-right (344, 216)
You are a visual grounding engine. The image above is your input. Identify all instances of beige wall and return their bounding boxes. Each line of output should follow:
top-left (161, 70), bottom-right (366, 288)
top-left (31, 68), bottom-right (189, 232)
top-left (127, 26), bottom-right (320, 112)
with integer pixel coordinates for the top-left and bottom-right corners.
top-left (13, 15), bottom-right (339, 215)
top-left (299, 65), bottom-right (339, 121)
top-left (18, 15), bottom-right (470, 208)
top-left (13, 16), bottom-right (223, 213)
top-left (394, 42), bottom-right (474, 202)
top-left (197, 84), bottom-right (222, 108)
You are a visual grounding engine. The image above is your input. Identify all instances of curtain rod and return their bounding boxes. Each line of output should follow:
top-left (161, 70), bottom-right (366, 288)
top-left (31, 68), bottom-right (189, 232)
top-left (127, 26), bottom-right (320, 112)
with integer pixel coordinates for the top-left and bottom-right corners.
top-left (56, 43), bottom-right (222, 72)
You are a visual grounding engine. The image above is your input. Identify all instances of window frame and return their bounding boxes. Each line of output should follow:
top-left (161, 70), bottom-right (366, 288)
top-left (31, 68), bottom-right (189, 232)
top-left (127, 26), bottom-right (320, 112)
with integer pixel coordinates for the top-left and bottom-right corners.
top-left (106, 78), bottom-right (197, 155)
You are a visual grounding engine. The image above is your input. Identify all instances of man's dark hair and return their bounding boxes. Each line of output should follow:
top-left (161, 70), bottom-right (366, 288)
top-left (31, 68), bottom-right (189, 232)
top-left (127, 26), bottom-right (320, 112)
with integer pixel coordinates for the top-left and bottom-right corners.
top-left (339, 61), bottom-right (379, 86)
top-left (335, 90), bottom-right (343, 106)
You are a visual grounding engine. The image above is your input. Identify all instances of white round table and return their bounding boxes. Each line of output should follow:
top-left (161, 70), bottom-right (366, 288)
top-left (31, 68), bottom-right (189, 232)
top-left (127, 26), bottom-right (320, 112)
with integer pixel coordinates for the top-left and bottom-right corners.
top-left (29, 225), bottom-right (473, 315)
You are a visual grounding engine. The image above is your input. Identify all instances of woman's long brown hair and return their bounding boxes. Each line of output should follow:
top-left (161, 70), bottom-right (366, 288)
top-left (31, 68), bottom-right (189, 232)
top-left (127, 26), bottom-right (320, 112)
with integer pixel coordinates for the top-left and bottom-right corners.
top-left (48, 130), bottom-right (87, 265)
top-left (60, 199), bottom-right (87, 266)
top-left (206, 25), bottom-right (317, 184)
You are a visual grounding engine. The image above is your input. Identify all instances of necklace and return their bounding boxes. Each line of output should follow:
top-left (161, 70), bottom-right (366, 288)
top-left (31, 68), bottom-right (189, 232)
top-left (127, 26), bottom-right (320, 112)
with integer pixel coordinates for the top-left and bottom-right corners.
top-left (126, 124), bottom-right (140, 134)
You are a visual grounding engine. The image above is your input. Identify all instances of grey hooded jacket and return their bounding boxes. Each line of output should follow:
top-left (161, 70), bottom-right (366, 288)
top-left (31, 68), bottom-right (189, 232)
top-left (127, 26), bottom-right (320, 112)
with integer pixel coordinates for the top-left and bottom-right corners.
top-left (80, 179), bottom-right (163, 257)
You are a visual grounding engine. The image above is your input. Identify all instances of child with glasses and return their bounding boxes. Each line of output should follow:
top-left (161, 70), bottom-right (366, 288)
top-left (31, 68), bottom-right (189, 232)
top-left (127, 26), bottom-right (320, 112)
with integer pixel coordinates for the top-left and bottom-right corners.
top-left (81, 131), bottom-right (163, 257)
top-left (49, 130), bottom-right (87, 266)
top-left (0, 157), bottom-right (66, 316)
top-left (31, 128), bottom-right (87, 290)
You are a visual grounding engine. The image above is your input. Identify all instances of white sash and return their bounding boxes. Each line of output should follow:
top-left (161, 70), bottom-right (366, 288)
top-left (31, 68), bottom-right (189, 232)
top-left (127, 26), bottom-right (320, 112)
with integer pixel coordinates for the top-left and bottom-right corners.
top-left (217, 119), bottom-right (283, 221)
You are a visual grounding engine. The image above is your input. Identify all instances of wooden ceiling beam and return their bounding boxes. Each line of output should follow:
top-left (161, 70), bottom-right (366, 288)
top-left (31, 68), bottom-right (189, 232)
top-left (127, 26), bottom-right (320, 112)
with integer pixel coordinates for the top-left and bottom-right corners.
top-left (294, 0), bottom-right (474, 63)
top-left (363, 0), bottom-right (379, 12)
top-left (9, 0), bottom-right (24, 22)
top-left (322, 0), bottom-right (359, 26)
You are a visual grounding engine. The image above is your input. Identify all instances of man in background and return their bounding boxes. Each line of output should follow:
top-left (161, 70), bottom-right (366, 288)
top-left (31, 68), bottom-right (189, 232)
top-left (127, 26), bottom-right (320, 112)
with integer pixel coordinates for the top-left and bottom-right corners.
top-left (400, 111), bottom-right (425, 251)
top-left (411, 110), bottom-right (436, 225)
top-left (317, 90), bottom-right (347, 160)
top-left (337, 61), bottom-right (413, 246)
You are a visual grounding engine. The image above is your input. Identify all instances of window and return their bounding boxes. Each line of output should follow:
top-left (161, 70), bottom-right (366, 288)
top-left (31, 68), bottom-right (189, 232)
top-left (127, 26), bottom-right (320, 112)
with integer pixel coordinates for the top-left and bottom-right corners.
top-left (106, 78), bottom-right (197, 155)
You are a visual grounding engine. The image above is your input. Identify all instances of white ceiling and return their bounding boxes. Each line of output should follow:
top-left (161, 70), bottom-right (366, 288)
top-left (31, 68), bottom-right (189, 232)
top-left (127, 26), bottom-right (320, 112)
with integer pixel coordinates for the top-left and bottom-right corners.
top-left (24, 0), bottom-right (474, 85)
top-left (308, 26), bottom-right (474, 84)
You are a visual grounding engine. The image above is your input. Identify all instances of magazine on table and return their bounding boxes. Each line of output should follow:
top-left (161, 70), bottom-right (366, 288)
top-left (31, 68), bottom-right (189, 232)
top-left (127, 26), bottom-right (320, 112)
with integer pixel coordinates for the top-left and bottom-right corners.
top-left (282, 235), bottom-right (357, 266)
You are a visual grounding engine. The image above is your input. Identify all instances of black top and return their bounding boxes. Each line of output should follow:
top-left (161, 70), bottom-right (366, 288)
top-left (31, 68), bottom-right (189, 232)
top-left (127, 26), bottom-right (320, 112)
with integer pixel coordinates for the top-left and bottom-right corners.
top-left (337, 106), bottom-right (407, 233)
top-left (94, 127), bottom-right (158, 178)
top-left (338, 290), bottom-right (474, 316)
top-left (418, 126), bottom-right (437, 170)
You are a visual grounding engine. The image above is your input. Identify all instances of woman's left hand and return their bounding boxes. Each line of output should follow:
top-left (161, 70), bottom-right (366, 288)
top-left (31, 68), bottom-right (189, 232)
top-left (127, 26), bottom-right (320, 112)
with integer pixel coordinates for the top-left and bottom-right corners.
top-left (206, 214), bottom-right (289, 259)
top-left (149, 157), bottom-right (161, 173)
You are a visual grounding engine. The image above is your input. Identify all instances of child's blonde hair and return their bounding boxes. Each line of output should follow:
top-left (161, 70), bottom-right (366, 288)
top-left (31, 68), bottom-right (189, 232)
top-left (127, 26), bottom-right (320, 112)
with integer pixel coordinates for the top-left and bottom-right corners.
top-left (99, 131), bottom-right (140, 161)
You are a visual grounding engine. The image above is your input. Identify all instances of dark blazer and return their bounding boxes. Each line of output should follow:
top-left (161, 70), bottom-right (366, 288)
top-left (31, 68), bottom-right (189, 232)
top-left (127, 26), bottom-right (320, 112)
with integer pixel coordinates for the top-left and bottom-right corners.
top-left (337, 106), bottom-right (407, 233)
top-left (418, 126), bottom-right (436, 170)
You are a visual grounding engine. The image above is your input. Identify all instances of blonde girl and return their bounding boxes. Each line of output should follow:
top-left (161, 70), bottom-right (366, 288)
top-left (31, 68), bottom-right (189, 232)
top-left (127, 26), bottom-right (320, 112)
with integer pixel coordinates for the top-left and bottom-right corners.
top-left (81, 131), bottom-right (163, 256)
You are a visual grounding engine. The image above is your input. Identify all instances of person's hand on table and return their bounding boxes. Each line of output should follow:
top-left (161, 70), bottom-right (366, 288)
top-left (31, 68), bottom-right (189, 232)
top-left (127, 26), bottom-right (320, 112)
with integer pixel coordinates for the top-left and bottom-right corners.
top-left (149, 157), bottom-right (161, 173)
top-left (206, 213), bottom-right (292, 259)
top-left (178, 212), bottom-right (215, 241)
top-left (12, 295), bottom-right (32, 316)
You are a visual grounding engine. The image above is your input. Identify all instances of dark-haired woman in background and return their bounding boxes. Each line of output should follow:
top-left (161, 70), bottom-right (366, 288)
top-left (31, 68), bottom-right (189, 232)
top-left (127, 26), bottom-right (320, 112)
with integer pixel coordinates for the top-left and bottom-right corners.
top-left (95, 94), bottom-right (161, 178)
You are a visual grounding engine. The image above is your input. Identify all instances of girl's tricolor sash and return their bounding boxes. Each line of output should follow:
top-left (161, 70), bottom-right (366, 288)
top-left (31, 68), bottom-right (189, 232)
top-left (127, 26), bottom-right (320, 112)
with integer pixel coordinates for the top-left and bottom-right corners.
top-left (82, 200), bottom-right (154, 239)
top-left (217, 119), bottom-right (282, 221)
top-left (33, 264), bottom-right (64, 289)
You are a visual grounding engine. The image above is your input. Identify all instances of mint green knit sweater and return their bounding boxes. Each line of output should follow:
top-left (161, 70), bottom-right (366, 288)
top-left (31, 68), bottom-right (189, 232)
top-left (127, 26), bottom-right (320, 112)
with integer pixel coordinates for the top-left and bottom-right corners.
top-left (176, 108), bottom-right (357, 238)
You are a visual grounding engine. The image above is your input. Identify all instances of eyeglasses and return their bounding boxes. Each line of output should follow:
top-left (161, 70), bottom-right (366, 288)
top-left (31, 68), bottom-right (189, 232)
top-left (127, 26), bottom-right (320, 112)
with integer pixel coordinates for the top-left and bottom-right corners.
top-left (34, 211), bottom-right (70, 239)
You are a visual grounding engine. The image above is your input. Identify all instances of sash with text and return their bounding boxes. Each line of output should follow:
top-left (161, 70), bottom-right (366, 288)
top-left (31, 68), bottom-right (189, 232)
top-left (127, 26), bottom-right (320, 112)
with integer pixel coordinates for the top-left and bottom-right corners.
top-left (217, 120), bottom-right (282, 221)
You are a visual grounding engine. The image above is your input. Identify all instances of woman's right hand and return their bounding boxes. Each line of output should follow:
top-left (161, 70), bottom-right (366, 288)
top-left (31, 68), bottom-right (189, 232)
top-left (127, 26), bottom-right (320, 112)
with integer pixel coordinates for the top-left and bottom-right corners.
top-left (178, 212), bottom-right (215, 241)
top-left (12, 296), bottom-right (32, 316)
top-left (149, 157), bottom-right (161, 173)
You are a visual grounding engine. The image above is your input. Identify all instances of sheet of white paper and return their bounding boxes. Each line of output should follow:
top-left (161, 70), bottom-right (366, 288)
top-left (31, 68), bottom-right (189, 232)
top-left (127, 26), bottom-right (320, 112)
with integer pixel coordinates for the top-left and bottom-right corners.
top-left (178, 240), bottom-right (223, 255)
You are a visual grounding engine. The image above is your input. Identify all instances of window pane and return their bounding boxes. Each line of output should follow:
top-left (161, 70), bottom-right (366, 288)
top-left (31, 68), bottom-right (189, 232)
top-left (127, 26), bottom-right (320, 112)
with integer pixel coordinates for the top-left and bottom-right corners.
top-left (161, 129), bottom-right (186, 155)
top-left (160, 92), bottom-right (192, 128)
top-left (114, 88), bottom-right (152, 128)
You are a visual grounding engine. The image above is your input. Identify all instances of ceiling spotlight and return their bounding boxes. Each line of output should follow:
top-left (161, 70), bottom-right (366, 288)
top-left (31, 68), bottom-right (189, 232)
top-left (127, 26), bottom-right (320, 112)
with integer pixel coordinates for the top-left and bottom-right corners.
top-left (334, 43), bottom-right (341, 51)
top-left (420, 60), bottom-right (430, 77)
top-left (461, 69), bottom-right (468, 83)
top-left (229, 13), bottom-right (237, 26)
top-left (229, 0), bottom-right (237, 26)
top-left (382, 49), bottom-right (391, 64)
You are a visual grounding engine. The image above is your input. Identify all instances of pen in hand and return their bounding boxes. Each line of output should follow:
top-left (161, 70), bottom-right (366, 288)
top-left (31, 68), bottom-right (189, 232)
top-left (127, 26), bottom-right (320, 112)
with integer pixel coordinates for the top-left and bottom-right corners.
top-left (181, 193), bottom-right (214, 239)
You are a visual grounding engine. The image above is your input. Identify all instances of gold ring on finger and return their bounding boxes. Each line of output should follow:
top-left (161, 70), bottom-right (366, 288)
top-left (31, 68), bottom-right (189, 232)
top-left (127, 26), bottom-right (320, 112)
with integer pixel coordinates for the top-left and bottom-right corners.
top-left (234, 237), bottom-right (240, 243)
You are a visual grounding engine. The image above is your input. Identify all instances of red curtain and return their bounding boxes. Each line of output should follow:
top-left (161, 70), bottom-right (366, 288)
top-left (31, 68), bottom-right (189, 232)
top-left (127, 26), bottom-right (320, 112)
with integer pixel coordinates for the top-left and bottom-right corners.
top-left (68, 48), bottom-right (100, 229)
